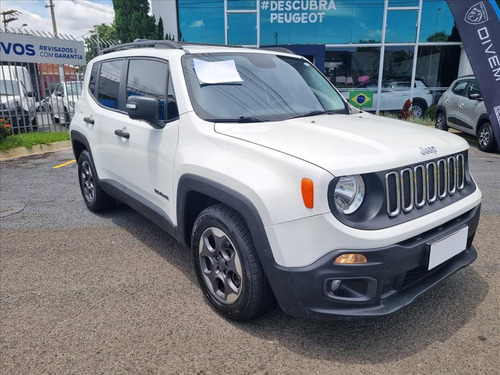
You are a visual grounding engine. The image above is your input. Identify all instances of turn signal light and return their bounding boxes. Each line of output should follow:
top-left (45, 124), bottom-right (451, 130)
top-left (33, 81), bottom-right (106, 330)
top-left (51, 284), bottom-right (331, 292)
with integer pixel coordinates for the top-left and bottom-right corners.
top-left (334, 254), bottom-right (367, 264)
top-left (301, 178), bottom-right (314, 209)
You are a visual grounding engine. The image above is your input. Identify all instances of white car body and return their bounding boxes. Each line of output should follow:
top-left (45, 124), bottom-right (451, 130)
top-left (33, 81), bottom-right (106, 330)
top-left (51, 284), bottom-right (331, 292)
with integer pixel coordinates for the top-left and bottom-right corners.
top-left (341, 80), bottom-right (434, 117)
top-left (70, 43), bottom-right (481, 320)
top-left (0, 66), bottom-right (36, 129)
top-left (50, 81), bottom-right (83, 123)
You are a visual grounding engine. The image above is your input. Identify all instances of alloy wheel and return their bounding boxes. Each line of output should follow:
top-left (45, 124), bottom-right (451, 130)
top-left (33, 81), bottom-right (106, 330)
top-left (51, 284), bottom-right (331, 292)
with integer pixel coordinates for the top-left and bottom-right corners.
top-left (479, 126), bottom-right (491, 149)
top-left (81, 160), bottom-right (95, 203)
top-left (198, 227), bottom-right (243, 304)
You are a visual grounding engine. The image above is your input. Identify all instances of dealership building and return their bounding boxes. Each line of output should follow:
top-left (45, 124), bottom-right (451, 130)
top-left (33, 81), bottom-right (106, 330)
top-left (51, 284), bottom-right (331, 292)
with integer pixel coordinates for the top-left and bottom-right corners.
top-left (152, 0), bottom-right (473, 106)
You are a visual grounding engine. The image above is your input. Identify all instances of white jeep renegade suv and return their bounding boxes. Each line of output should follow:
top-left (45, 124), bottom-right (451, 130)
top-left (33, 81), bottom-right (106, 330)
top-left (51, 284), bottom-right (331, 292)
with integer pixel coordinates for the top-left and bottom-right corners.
top-left (71, 41), bottom-right (482, 321)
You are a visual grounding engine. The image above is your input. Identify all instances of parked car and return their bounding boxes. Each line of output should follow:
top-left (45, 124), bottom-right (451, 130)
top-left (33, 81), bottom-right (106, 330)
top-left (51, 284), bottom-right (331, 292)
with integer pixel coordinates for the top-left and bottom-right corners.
top-left (435, 75), bottom-right (497, 152)
top-left (341, 79), bottom-right (433, 118)
top-left (50, 81), bottom-right (83, 124)
top-left (0, 66), bottom-right (36, 131)
top-left (71, 41), bottom-right (481, 321)
top-left (36, 97), bottom-right (51, 112)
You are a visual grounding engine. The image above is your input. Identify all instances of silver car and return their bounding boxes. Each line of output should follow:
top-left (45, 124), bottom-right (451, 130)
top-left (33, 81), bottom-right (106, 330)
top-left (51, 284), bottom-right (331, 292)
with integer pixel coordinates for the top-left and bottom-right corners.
top-left (435, 75), bottom-right (497, 152)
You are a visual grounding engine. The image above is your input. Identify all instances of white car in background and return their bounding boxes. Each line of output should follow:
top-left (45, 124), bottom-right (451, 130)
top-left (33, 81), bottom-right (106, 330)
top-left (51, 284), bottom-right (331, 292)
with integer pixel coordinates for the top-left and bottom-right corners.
top-left (341, 79), bottom-right (434, 118)
top-left (50, 81), bottom-right (83, 124)
top-left (0, 66), bottom-right (36, 131)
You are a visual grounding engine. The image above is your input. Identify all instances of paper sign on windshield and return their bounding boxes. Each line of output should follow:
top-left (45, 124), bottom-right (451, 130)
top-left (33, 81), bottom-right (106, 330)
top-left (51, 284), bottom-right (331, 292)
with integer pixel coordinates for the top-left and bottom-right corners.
top-left (193, 59), bottom-right (243, 85)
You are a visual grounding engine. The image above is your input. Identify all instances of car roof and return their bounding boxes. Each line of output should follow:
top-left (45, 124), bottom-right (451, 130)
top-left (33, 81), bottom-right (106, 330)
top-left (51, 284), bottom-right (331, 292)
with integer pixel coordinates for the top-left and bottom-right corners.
top-left (97, 40), bottom-right (297, 60)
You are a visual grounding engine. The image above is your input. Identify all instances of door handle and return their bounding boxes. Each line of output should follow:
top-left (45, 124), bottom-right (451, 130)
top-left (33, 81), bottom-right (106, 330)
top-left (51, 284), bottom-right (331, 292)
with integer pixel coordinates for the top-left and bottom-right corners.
top-left (459, 103), bottom-right (464, 109)
top-left (114, 129), bottom-right (130, 139)
top-left (83, 117), bottom-right (94, 124)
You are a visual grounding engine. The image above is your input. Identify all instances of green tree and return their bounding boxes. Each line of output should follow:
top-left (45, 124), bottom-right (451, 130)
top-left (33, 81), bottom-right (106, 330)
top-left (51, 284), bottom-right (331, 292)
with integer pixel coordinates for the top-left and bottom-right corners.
top-left (157, 17), bottom-right (164, 40)
top-left (85, 23), bottom-right (118, 62)
top-left (112, 0), bottom-right (157, 42)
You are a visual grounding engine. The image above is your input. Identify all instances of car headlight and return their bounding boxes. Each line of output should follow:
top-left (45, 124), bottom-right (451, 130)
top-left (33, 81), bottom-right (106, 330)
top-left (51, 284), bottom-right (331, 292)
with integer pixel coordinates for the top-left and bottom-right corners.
top-left (334, 175), bottom-right (365, 214)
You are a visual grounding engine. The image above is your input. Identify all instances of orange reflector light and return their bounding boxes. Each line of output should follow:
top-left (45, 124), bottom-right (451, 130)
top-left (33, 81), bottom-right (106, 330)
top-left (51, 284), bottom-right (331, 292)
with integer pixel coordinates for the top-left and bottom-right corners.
top-left (334, 254), bottom-right (367, 264)
top-left (301, 178), bottom-right (314, 208)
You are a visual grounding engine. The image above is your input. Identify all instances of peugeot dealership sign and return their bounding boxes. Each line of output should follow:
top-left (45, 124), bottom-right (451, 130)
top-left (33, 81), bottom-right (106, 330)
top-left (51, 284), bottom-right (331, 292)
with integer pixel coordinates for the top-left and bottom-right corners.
top-left (446, 0), bottom-right (500, 147)
top-left (0, 32), bottom-right (85, 65)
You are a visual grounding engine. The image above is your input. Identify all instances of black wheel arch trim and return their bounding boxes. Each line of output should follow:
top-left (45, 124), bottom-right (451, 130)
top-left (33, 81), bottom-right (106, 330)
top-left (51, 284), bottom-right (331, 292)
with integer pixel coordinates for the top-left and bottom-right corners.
top-left (476, 114), bottom-right (491, 134)
top-left (436, 105), bottom-right (447, 118)
top-left (176, 174), bottom-right (301, 310)
top-left (70, 130), bottom-right (92, 160)
top-left (177, 174), bottom-right (273, 255)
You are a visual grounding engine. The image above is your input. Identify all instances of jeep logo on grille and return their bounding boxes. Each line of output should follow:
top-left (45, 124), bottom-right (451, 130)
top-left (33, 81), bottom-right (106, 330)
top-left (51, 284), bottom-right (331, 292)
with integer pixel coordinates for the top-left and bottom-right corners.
top-left (420, 146), bottom-right (437, 155)
top-left (465, 2), bottom-right (489, 25)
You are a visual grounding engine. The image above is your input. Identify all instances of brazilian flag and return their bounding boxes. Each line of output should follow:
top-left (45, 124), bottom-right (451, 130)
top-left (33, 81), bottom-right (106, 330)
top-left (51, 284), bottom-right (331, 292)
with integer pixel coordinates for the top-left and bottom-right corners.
top-left (349, 91), bottom-right (373, 108)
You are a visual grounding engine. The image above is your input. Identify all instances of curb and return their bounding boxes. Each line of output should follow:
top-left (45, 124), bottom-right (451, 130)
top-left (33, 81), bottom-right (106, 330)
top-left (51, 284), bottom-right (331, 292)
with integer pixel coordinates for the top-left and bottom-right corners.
top-left (0, 141), bottom-right (72, 161)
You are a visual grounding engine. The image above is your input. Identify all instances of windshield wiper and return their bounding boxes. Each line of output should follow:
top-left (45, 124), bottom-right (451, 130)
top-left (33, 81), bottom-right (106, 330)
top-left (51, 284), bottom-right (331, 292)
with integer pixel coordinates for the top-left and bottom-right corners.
top-left (208, 116), bottom-right (264, 123)
top-left (292, 110), bottom-right (336, 119)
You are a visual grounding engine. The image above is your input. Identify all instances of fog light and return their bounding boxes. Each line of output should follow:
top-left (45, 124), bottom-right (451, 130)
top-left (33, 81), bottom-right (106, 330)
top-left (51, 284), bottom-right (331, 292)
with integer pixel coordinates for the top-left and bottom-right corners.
top-left (334, 254), bottom-right (367, 264)
top-left (330, 279), bottom-right (342, 292)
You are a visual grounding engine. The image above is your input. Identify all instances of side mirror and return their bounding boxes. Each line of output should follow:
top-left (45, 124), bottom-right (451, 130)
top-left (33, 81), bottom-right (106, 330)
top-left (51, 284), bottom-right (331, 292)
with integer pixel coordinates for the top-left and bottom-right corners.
top-left (126, 95), bottom-right (164, 129)
top-left (56, 92), bottom-right (63, 97)
top-left (26, 91), bottom-right (34, 98)
top-left (468, 92), bottom-right (482, 101)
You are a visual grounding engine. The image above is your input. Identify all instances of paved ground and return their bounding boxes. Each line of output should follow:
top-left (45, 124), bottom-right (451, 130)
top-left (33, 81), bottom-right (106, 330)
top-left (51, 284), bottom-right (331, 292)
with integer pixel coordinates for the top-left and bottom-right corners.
top-left (1, 143), bottom-right (499, 374)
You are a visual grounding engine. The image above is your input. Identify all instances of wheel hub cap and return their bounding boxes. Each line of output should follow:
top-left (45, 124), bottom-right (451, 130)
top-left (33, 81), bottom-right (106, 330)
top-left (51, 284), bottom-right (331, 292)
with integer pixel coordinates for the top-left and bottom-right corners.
top-left (199, 227), bottom-right (243, 304)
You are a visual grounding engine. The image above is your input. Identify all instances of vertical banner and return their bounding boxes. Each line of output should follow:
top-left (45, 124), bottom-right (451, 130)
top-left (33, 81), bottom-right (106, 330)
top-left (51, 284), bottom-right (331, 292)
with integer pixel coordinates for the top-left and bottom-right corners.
top-left (446, 0), bottom-right (500, 148)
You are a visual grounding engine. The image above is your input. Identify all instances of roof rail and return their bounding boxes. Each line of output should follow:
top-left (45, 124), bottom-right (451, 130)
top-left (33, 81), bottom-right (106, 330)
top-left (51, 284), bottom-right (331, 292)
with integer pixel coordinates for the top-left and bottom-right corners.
top-left (99, 39), bottom-right (182, 55)
top-left (259, 46), bottom-right (296, 55)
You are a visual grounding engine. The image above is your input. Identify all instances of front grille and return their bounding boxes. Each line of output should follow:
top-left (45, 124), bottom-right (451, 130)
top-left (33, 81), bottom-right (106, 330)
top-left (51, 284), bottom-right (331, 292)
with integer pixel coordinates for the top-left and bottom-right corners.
top-left (385, 154), bottom-right (466, 217)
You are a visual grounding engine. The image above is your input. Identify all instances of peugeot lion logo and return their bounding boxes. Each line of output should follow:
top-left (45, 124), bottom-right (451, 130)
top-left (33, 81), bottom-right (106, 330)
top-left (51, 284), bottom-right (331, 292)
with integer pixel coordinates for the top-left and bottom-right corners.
top-left (465, 2), bottom-right (489, 25)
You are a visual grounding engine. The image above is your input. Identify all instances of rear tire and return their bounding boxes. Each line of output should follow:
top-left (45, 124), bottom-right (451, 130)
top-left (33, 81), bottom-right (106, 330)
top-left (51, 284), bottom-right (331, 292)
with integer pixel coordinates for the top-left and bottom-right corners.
top-left (477, 121), bottom-right (497, 152)
top-left (191, 204), bottom-right (273, 321)
top-left (77, 150), bottom-right (114, 211)
top-left (435, 112), bottom-right (448, 131)
top-left (411, 100), bottom-right (426, 118)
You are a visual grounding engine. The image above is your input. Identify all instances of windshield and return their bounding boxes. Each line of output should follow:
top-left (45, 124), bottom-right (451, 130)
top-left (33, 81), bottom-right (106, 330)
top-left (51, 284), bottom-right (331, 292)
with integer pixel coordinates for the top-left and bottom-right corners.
top-left (66, 82), bottom-right (83, 96)
top-left (0, 80), bottom-right (21, 96)
top-left (182, 53), bottom-right (348, 122)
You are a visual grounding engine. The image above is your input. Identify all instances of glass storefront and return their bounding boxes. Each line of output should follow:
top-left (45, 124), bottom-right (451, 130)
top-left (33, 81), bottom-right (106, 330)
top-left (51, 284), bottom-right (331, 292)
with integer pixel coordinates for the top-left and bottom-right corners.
top-left (176, 0), bottom-right (464, 111)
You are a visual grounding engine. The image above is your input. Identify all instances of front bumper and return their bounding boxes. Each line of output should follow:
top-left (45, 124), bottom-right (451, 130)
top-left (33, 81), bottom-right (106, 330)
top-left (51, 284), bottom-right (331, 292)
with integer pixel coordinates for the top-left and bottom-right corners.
top-left (265, 204), bottom-right (480, 320)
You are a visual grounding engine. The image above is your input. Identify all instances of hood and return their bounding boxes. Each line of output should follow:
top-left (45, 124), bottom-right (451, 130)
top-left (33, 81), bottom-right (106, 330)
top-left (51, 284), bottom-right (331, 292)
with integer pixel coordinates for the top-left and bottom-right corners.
top-left (0, 94), bottom-right (21, 104)
top-left (215, 112), bottom-right (469, 176)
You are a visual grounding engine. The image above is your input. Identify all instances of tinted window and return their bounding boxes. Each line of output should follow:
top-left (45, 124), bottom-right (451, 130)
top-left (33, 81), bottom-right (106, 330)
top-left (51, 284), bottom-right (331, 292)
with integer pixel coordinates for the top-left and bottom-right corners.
top-left (452, 81), bottom-right (467, 96)
top-left (126, 59), bottom-right (169, 120)
top-left (98, 60), bottom-right (124, 109)
top-left (89, 63), bottom-right (99, 96)
top-left (467, 81), bottom-right (481, 96)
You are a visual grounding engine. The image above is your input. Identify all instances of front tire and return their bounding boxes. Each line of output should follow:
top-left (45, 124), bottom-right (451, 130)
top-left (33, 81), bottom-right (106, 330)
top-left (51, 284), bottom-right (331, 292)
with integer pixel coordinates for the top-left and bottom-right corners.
top-left (191, 204), bottom-right (273, 321)
top-left (477, 121), bottom-right (497, 152)
top-left (77, 150), bottom-right (114, 211)
top-left (435, 112), bottom-right (448, 131)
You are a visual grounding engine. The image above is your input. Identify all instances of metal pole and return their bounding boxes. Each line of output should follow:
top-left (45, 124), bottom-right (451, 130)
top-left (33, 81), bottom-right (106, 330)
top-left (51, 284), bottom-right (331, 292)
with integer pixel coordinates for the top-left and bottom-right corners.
top-left (376, 0), bottom-right (389, 115)
top-left (409, 0), bottom-right (424, 104)
top-left (46, 0), bottom-right (58, 38)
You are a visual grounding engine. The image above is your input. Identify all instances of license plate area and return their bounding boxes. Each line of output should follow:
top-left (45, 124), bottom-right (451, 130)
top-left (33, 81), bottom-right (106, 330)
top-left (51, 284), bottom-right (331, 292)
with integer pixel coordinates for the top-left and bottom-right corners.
top-left (427, 226), bottom-right (468, 270)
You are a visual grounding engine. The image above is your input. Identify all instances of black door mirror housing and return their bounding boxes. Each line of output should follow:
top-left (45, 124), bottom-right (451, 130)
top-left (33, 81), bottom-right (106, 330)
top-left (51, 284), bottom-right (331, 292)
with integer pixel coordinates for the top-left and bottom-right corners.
top-left (126, 96), bottom-right (164, 129)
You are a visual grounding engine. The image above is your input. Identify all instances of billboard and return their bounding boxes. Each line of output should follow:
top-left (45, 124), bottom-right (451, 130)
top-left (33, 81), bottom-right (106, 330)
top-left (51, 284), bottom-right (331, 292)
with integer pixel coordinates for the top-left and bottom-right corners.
top-left (0, 32), bottom-right (85, 65)
top-left (446, 0), bottom-right (500, 148)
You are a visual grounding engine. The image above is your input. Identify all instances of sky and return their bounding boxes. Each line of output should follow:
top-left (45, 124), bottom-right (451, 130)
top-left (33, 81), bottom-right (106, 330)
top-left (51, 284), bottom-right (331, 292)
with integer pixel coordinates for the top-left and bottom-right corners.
top-left (0, 0), bottom-right (116, 40)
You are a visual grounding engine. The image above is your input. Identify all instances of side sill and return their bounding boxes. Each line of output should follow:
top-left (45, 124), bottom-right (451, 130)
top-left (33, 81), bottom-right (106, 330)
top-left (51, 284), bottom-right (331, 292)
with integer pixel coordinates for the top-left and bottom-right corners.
top-left (100, 179), bottom-right (180, 242)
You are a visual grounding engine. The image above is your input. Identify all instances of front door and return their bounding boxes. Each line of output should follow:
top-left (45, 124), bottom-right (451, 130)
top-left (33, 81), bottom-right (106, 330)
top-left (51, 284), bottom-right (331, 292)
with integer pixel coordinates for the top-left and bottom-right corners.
top-left (115, 58), bottom-right (179, 221)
